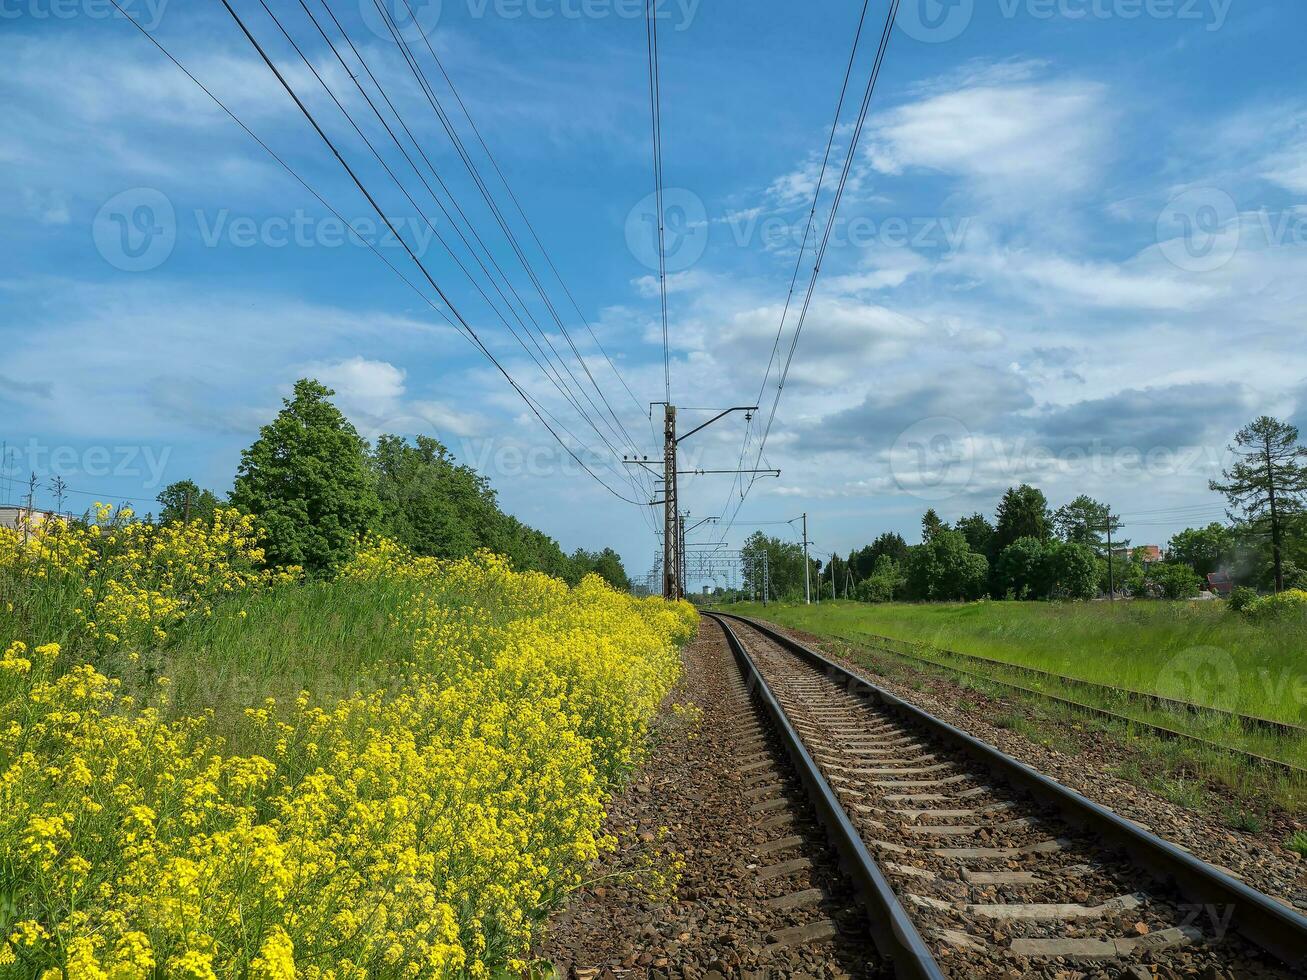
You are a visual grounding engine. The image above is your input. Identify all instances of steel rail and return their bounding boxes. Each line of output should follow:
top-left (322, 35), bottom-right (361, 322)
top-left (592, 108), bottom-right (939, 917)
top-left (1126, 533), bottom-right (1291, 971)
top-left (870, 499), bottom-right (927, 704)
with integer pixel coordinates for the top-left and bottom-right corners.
top-left (705, 613), bottom-right (946, 980)
top-left (851, 628), bottom-right (1307, 739)
top-left (806, 627), bottom-right (1306, 779)
top-left (714, 611), bottom-right (1307, 972)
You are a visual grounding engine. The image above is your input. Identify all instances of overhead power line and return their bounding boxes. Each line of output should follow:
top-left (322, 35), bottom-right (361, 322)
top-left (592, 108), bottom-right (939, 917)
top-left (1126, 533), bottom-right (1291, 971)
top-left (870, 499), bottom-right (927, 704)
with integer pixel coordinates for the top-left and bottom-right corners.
top-left (645, 0), bottom-right (672, 404)
top-left (392, 0), bottom-right (650, 424)
top-left (717, 0), bottom-right (902, 544)
top-left (369, 0), bottom-right (648, 463)
top-left (189, 0), bottom-right (648, 506)
top-left (260, 0), bottom-right (653, 508)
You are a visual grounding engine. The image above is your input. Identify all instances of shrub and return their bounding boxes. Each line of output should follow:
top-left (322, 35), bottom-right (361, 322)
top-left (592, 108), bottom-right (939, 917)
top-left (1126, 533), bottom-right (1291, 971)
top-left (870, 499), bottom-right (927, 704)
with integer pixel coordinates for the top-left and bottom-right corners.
top-left (1143, 561), bottom-right (1203, 600)
top-left (855, 556), bottom-right (904, 603)
top-left (1242, 588), bottom-right (1307, 620)
top-left (1227, 585), bottom-right (1258, 612)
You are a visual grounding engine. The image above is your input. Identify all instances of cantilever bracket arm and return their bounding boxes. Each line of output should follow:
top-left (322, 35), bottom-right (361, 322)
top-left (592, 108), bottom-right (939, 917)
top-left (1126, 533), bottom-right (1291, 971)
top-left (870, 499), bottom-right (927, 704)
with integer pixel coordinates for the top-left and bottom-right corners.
top-left (676, 406), bottom-right (758, 445)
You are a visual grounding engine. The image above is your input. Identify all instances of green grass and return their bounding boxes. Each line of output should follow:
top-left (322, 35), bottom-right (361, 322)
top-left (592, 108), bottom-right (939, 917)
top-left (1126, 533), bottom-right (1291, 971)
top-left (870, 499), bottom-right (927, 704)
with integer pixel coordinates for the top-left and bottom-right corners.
top-left (104, 577), bottom-right (423, 739)
top-left (724, 599), bottom-right (1307, 724)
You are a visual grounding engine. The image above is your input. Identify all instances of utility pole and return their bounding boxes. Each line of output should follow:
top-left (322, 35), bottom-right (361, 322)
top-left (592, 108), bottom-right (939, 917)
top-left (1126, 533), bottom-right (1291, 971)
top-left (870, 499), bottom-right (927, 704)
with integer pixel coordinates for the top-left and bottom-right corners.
top-left (22, 472), bottom-right (37, 546)
top-left (678, 512), bottom-right (688, 600)
top-left (1102, 514), bottom-right (1123, 602)
top-left (763, 550), bottom-right (770, 607)
top-left (802, 512), bottom-right (812, 605)
top-left (663, 404), bottom-right (678, 600)
top-left (638, 404), bottom-right (763, 601)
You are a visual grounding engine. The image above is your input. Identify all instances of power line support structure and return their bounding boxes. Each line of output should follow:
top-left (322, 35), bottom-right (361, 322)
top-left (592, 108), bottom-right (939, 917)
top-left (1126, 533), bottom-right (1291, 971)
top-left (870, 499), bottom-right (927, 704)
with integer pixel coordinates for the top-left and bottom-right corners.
top-left (802, 512), bottom-right (812, 605)
top-left (643, 405), bottom-right (761, 600)
top-left (663, 404), bottom-right (678, 599)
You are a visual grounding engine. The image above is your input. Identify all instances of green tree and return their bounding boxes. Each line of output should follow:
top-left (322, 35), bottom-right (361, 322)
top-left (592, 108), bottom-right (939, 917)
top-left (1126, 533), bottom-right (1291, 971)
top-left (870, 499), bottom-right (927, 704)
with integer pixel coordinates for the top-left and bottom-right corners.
top-left (1049, 541), bottom-right (1099, 600)
top-left (904, 530), bottom-right (988, 602)
top-left (996, 536), bottom-right (1050, 599)
top-left (852, 532), bottom-right (909, 579)
top-left (571, 547), bottom-right (631, 591)
top-left (994, 484), bottom-right (1051, 553)
top-left (373, 434), bottom-right (498, 560)
top-left (1144, 562), bottom-right (1203, 600)
top-left (1210, 417), bottom-right (1307, 592)
top-left (955, 512), bottom-right (995, 558)
top-left (230, 379), bottom-right (382, 574)
top-left (741, 532), bottom-right (808, 601)
top-left (156, 480), bottom-right (221, 524)
top-left (854, 555), bottom-right (905, 603)
top-left (1052, 495), bottom-right (1111, 547)
top-left (1167, 523), bottom-right (1233, 579)
top-left (921, 509), bottom-right (948, 543)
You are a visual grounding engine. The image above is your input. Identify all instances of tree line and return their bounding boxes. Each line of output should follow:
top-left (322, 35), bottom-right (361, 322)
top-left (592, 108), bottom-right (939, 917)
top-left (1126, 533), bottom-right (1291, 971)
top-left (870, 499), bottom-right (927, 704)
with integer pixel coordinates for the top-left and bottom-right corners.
top-left (733, 416), bottom-right (1307, 604)
top-left (153, 379), bottom-right (631, 589)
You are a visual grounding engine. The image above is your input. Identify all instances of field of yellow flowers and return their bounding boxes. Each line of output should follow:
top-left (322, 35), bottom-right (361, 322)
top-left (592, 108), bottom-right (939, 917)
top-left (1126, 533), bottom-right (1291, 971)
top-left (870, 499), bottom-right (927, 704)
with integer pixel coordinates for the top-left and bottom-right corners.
top-left (0, 510), bottom-right (696, 978)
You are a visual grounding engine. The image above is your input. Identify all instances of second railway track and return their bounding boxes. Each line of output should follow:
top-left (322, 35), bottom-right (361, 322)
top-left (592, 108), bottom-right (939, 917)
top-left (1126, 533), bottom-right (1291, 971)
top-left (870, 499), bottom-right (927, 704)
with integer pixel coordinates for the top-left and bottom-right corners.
top-left (707, 611), bottom-right (1307, 980)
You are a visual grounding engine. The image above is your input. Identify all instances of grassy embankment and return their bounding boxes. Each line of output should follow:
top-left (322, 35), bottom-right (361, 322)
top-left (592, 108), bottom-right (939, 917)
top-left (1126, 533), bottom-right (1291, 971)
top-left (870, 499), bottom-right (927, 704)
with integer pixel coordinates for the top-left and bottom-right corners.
top-left (1, 515), bottom-right (696, 978)
top-left (723, 599), bottom-right (1307, 821)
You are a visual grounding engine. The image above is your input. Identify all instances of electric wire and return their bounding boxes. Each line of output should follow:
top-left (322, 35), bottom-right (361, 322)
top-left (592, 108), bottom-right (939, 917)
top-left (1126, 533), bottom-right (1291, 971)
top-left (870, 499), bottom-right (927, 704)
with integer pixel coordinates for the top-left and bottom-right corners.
top-left (209, 0), bottom-right (647, 504)
top-left (368, 0), bottom-right (648, 463)
top-left (393, 0), bottom-right (650, 424)
top-left (276, 0), bottom-right (653, 505)
top-left (644, 0), bottom-right (671, 404)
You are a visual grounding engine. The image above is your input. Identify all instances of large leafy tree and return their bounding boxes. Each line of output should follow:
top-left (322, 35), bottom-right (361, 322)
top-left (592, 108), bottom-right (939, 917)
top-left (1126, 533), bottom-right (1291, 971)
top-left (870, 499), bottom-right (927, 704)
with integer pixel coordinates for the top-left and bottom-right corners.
top-left (855, 555), bottom-right (905, 603)
top-left (994, 484), bottom-right (1051, 554)
top-left (230, 379), bottom-right (382, 574)
top-left (741, 531), bottom-right (809, 601)
top-left (1209, 416), bottom-right (1307, 592)
top-left (921, 509), bottom-right (948, 543)
top-left (571, 547), bottom-right (631, 591)
top-left (997, 537), bottom-right (1099, 600)
top-left (1053, 495), bottom-right (1111, 547)
top-left (1048, 542), bottom-right (1099, 600)
top-left (955, 512), bottom-right (996, 557)
top-left (156, 480), bottom-right (221, 525)
top-left (852, 531), bottom-right (909, 579)
top-left (996, 536), bottom-right (1050, 599)
top-left (373, 434), bottom-right (498, 560)
top-left (1167, 523), bottom-right (1233, 579)
top-left (903, 530), bottom-right (988, 602)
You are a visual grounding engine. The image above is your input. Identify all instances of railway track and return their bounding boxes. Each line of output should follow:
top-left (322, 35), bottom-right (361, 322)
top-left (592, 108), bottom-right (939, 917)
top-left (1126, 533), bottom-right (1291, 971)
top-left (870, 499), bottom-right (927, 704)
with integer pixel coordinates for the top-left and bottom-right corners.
top-left (836, 629), bottom-right (1305, 778)
top-left (707, 612), bottom-right (1307, 980)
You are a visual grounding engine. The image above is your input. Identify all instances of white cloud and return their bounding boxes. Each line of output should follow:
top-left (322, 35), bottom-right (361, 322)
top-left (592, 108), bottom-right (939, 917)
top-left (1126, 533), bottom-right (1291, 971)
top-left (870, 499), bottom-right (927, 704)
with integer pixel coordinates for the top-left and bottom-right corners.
top-left (300, 357), bottom-right (408, 418)
top-left (866, 70), bottom-right (1111, 199)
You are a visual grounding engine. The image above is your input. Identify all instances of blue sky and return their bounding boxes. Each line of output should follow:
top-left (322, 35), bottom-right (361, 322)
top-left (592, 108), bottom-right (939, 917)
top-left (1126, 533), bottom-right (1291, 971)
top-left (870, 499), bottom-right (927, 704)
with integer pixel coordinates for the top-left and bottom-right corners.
top-left (2, 0), bottom-right (1305, 589)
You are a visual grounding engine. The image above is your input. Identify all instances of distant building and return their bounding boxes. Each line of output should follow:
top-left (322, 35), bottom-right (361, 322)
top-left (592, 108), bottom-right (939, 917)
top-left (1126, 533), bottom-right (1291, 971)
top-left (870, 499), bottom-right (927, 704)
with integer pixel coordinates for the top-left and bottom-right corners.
top-left (0, 506), bottom-right (59, 532)
top-left (1133, 545), bottom-right (1163, 564)
top-left (1206, 570), bottom-right (1235, 597)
